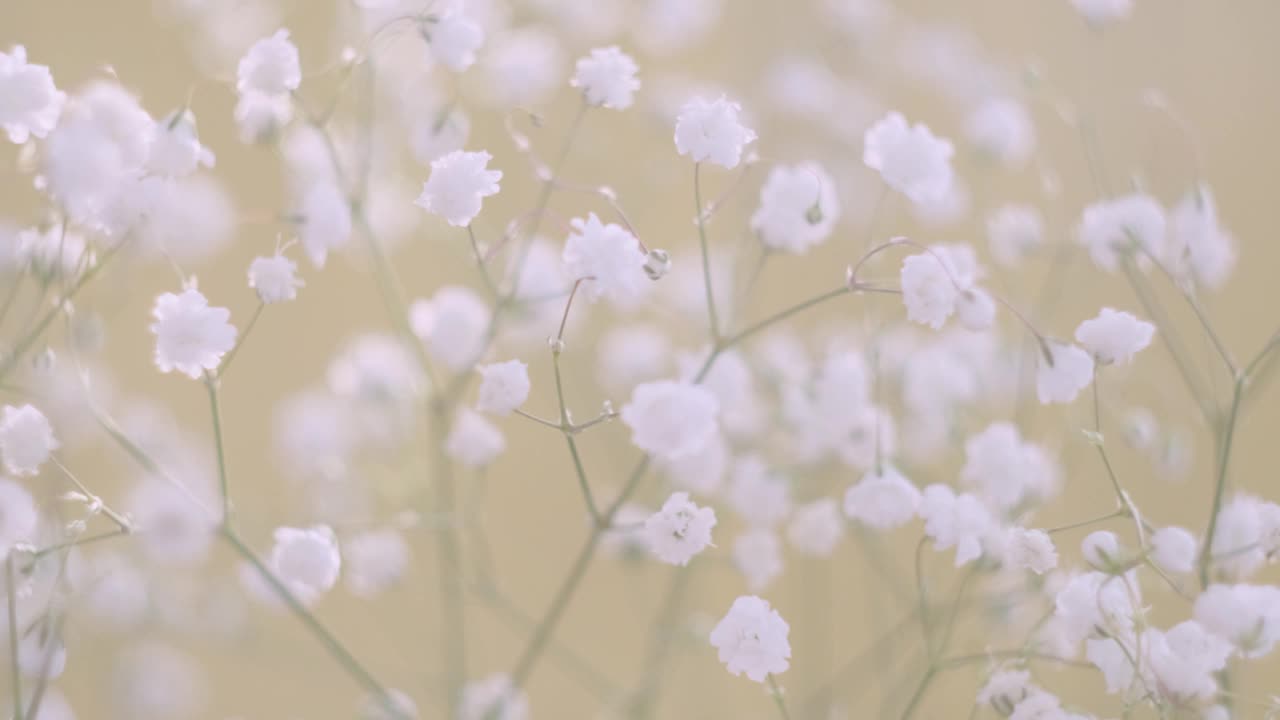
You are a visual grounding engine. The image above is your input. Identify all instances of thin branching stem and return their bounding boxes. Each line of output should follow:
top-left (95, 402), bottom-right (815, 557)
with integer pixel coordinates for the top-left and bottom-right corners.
top-left (204, 373), bottom-right (232, 523)
top-left (216, 301), bottom-right (265, 380)
top-left (6, 555), bottom-right (22, 720)
top-left (1198, 377), bottom-right (1244, 588)
top-left (693, 162), bottom-right (721, 341)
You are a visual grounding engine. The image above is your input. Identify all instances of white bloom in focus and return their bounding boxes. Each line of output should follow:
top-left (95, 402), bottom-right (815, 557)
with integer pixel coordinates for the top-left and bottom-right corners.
top-left (709, 595), bottom-right (791, 682)
top-left (297, 181), bottom-right (353, 268)
top-left (643, 491), bottom-right (716, 566)
top-left (267, 525), bottom-right (341, 607)
top-left (786, 498), bottom-right (843, 557)
top-left (571, 46), bottom-right (640, 110)
top-left (1071, 0), bottom-right (1133, 25)
top-left (0, 479), bottom-right (37, 557)
top-left (237, 29), bottom-right (301, 95)
top-left (1150, 526), bottom-right (1197, 574)
top-left (750, 162), bottom-right (840, 254)
top-left (1077, 193), bottom-right (1166, 272)
top-left (919, 484), bottom-right (996, 566)
top-left (0, 404), bottom-right (58, 476)
top-left (343, 528), bottom-right (410, 598)
top-left (475, 360), bottom-right (530, 416)
top-left (1075, 308), bottom-right (1154, 365)
top-left (1005, 527), bottom-right (1058, 575)
top-left (410, 285), bottom-right (490, 372)
top-left (987, 204), bottom-right (1045, 268)
top-left (248, 253), bottom-right (304, 303)
top-left (1194, 583), bottom-right (1280, 658)
top-left (427, 13), bottom-right (485, 72)
top-left (965, 97), bottom-right (1035, 168)
top-left (620, 380), bottom-right (719, 461)
top-left (415, 150), bottom-right (502, 227)
top-left (863, 111), bottom-right (954, 205)
top-left (674, 95), bottom-right (757, 169)
top-left (562, 213), bottom-right (648, 305)
top-left (843, 464), bottom-right (920, 531)
top-left (445, 409), bottom-right (505, 468)
top-left (150, 287), bottom-right (237, 379)
top-left (0, 46), bottom-right (66, 144)
top-left (900, 253), bottom-right (958, 330)
top-left (459, 673), bottom-right (528, 720)
top-left (733, 529), bottom-right (783, 591)
top-left (1036, 341), bottom-right (1094, 405)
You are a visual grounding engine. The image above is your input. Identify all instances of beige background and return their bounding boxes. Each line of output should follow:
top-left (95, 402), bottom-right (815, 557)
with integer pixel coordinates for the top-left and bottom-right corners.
top-left (3, 0), bottom-right (1280, 718)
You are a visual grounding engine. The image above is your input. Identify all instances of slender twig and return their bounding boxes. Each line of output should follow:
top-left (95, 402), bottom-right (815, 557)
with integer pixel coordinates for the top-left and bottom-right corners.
top-left (1198, 377), bottom-right (1244, 588)
top-left (1045, 508), bottom-right (1126, 534)
top-left (204, 373), bottom-right (231, 523)
top-left (692, 163), bottom-right (721, 341)
top-left (552, 352), bottom-right (602, 526)
top-left (49, 456), bottom-right (131, 532)
top-left (216, 301), bottom-right (265, 380)
top-left (6, 555), bottom-right (22, 720)
top-left (766, 675), bottom-right (793, 720)
top-left (466, 225), bottom-right (500, 298)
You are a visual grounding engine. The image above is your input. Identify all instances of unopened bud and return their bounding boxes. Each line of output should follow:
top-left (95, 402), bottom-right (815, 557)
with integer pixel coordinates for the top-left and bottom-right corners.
top-left (643, 249), bottom-right (672, 280)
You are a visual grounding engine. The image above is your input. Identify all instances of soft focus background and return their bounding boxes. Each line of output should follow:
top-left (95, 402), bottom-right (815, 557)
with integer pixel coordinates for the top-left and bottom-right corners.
top-left (3, 0), bottom-right (1280, 718)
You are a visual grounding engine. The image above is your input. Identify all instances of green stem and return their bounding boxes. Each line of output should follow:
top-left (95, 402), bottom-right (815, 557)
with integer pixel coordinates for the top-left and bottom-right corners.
top-left (6, 555), bottom-right (22, 720)
top-left (1045, 509), bottom-right (1127, 534)
top-left (900, 666), bottom-right (936, 720)
top-left (204, 373), bottom-right (231, 523)
top-left (766, 675), bottom-right (793, 720)
top-left (216, 301), bottom-right (265, 380)
top-left (467, 225), bottom-right (499, 299)
top-left (553, 352), bottom-right (602, 525)
top-left (429, 404), bottom-right (466, 715)
top-left (630, 566), bottom-right (694, 719)
top-left (693, 163), bottom-right (721, 341)
top-left (0, 273), bottom-right (23, 329)
top-left (1198, 378), bottom-right (1244, 588)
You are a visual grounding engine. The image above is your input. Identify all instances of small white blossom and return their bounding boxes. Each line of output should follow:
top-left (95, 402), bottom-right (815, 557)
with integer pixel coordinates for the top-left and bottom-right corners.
top-left (1169, 184), bottom-right (1236, 289)
top-left (267, 525), bottom-right (342, 607)
top-left (237, 29), bottom-right (301, 95)
top-left (475, 360), bottom-right (531, 416)
top-left (1082, 530), bottom-right (1124, 571)
top-left (900, 253), bottom-right (958, 330)
top-left (234, 90), bottom-right (292, 144)
top-left (150, 287), bottom-right (237, 379)
top-left (750, 162), bottom-right (840, 254)
top-left (1150, 526), bottom-right (1197, 575)
top-left (248, 253), bottom-right (304, 303)
top-left (427, 13), bottom-right (485, 72)
top-left (986, 204), bottom-right (1045, 268)
top-left (726, 456), bottom-right (792, 528)
top-left (919, 484), bottom-right (996, 566)
top-left (415, 150), bottom-right (502, 227)
top-left (297, 181), bottom-right (353, 268)
top-left (956, 288), bottom-right (996, 332)
top-left (147, 110), bottom-right (215, 177)
top-left (674, 95), bottom-right (757, 169)
top-left (733, 529), bottom-right (783, 591)
top-left (1077, 193), bottom-right (1166, 272)
top-left (1075, 308), bottom-right (1155, 365)
top-left (965, 97), bottom-right (1035, 168)
top-left (1036, 341), bottom-right (1094, 405)
top-left (571, 46), bottom-right (640, 110)
top-left (446, 409), bottom-right (506, 468)
top-left (1208, 494), bottom-right (1280, 580)
top-left (843, 464), bottom-right (920, 531)
top-left (410, 285), bottom-right (490, 372)
top-left (0, 46), bottom-right (66, 144)
top-left (1054, 570), bottom-right (1142, 646)
top-left (643, 491), bottom-right (716, 566)
top-left (459, 673), bottom-right (528, 720)
top-left (343, 528), bottom-right (410, 599)
top-left (0, 404), bottom-right (58, 476)
top-left (786, 498), bottom-right (843, 557)
top-left (620, 380), bottom-right (719, 461)
top-left (863, 111), bottom-right (955, 205)
top-left (0, 479), bottom-right (37, 558)
top-left (562, 213), bottom-right (648, 305)
top-left (1005, 528), bottom-right (1059, 575)
top-left (709, 595), bottom-right (791, 682)
top-left (1194, 583), bottom-right (1280, 658)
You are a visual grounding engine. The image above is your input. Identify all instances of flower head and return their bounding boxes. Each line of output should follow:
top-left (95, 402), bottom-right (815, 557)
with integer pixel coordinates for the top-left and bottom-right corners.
top-left (237, 30), bottom-right (301, 95)
top-left (571, 46), bottom-right (640, 110)
top-left (1036, 341), bottom-right (1094, 405)
top-left (900, 252), bottom-right (959, 329)
top-left (1075, 308), bottom-right (1155, 365)
top-left (843, 464), bottom-right (920, 531)
top-left (150, 287), bottom-right (237, 379)
top-left (562, 213), bottom-right (648, 305)
top-left (0, 46), bottom-right (66, 144)
top-left (0, 404), bottom-right (58, 476)
top-left (415, 150), bottom-right (502, 227)
top-left (248, 253), bottom-right (304, 303)
top-left (0, 479), bottom-right (37, 558)
top-left (475, 360), bottom-right (531, 416)
top-left (1077, 193), bottom-right (1166, 272)
top-left (751, 162), bottom-right (840, 254)
top-left (674, 95), bottom-right (757, 169)
top-left (643, 491), bottom-right (716, 566)
top-left (864, 112), bottom-right (954, 205)
top-left (709, 595), bottom-right (791, 682)
top-left (620, 380), bottom-right (719, 460)
top-left (267, 525), bottom-right (342, 607)
top-left (459, 674), bottom-right (527, 720)
top-left (427, 13), bottom-right (485, 72)
top-left (446, 409), bottom-right (506, 468)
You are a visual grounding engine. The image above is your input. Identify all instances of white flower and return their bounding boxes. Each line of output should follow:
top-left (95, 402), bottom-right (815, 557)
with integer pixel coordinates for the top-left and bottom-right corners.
top-left (919, 484), bottom-right (996, 566)
top-left (987, 204), bottom-right (1045, 268)
top-left (248, 253), bottom-right (304, 303)
top-left (1071, 0), bottom-right (1133, 25)
top-left (150, 287), bottom-right (237, 379)
top-left (459, 673), bottom-right (528, 720)
top-left (900, 253), bottom-right (958, 329)
top-left (658, 431), bottom-right (728, 497)
top-left (1036, 342), bottom-right (1094, 405)
top-left (415, 150), bottom-right (502, 227)
top-left (297, 180), bottom-right (353, 268)
top-left (1208, 494), bottom-right (1280, 580)
top-left (0, 479), bottom-right (37, 557)
top-left (709, 595), bottom-right (791, 682)
top-left (562, 213), bottom-right (648, 305)
top-left (643, 491), bottom-right (716, 566)
top-left (267, 525), bottom-right (342, 607)
top-left (343, 528), bottom-right (410, 598)
top-left (0, 46), bottom-right (66, 144)
top-left (127, 480), bottom-right (217, 567)
top-left (1054, 570), bottom-right (1141, 646)
top-left (1082, 530), bottom-right (1124, 571)
top-left (1077, 193), bottom-right (1166, 272)
top-left (571, 46), bottom-right (640, 110)
top-left (750, 162), bottom-right (840, 254)
top-left (1005, 528), bottom-right (1058, 575)
top-left (843, 464), bottom-right (920, 531)
top-left (147, 110), bottom-right (215, 177)
top-left (1194, 583), bottom-right (1280, 658)
top-left (0, 404), bottom-right (58, 476)
top-left (1169, 184), bottom-right (1236, 290)
top-left (445, 409), bottom-right (505, 468)
top-left (674, 95), bottom-right (757, 169)
top-left (475, 360), bottom-right (530, 416)
top-left (960, 422), bottom-right (1060, 511)
top-left (409, 285), bottom-right (490, 372)
top-left (733, 529), bottom-right (783, 591)
top-left (956, 288), bottom-right (995, 332)
top-left (237, 29), bottom-right (301, 95)
top-left (1075, 308), bottom-right (1155, 365)
top-left (234, 90), bottom-right (292, 144)
top-left (427, 13), bottom-right (485, 72)
top-left (964, 97), bottom-right (1035, 168)
top-left (726, 456), bottom-right (792, 528)
top-left (863, 111), bottom-right (955, 205)
top-left (786, 498), bottom-right (843, 557)
top-left (480, 28), bottom-right (565, 108)
top-left (620, 380), bottom-right (719, 461)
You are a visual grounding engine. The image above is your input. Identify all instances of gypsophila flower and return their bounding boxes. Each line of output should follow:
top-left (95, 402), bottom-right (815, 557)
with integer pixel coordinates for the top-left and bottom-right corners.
top-left (1150, 526), bottom-right (1197, 575)
top-left (1082, 530), bottom-right (1124, 571)
top-left (267, 525), bottom-right (342, 607)
top-left (843, 464), bottom-right (920, 531)
top-left (343, 528), bottom-right (410, 599)
top-left (621, 380), bottom-right (719, 461)
top-left (960, 422), bottom-right (1060, 511)
top-left (1077, 193), bottom-right (1167, 272)
top-left (410, 285), bottom-right (490, 372)
top-left (415, 150), bottom-right (502, 227)
top-left (1194, 583), bottom-right (1280, 658)
top-left (248, 253), bottom-right (304, 303)
top-left (709, 595), bottom-right (791, 682)
top-left (426, 12), bottom-right (485, 72)
top-left (1005, 528), bottom-right (1059, 574)
top-left (446, 409), bottom-right (506, 468)
top-left (956, 287), bottom-right (996, 331)
top-left (475, 360), bottom-right (531, 416)
top-left (863, 111), bottom-right (954, 205)
top-left (234, 90), bottom-right (292, 143)
top-left (0, 404), bottom-right (58, 476)
top-left (674, 95), bottom-right (757, 169)
top-left (237, 29), bottom-right (301, 95)
top-left (1169, 184), bottom-right (1236, 289)
top-left (733, 529), bottom-right (783, 591)
top-left (562, 213), bottom-right (648, 305)
top-left (1036, 341), bottom-right (1094, 405)
top-left (147, 110), bottom-right (215, 177)
top-left (1054, 570), bottom-right (1142, 645)
top-left (964, 97), bottom-right (1035, 168)
top-left (900, 252), bottom-right (959, 329)
top-left (571, 46), bottom-right (640, 110)
top-left (644, 491), bottom-right (716, 566)
top-left (786, 498), bottom-right (843, 557)
top-left (919, 484), bottom-right (996, 566)
top-left (297, 180), bottom-right (353, 268)
top-left (726, 456), bottom-right (792, 528)
top-left (750, 162), bottom-right (840, 254)
top-left (459, 674), bottom-right (527, 720)
top-left (150, 286), bottom-right (237, 379)
top-left (1075, 308), bottom-right (1155, 365)
top-left (987, 204), bottom-right (1045, 268)
top-left (0, 46), bottom-right (65, 144)
top-left (0, 478), bottom-right (37, 558)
